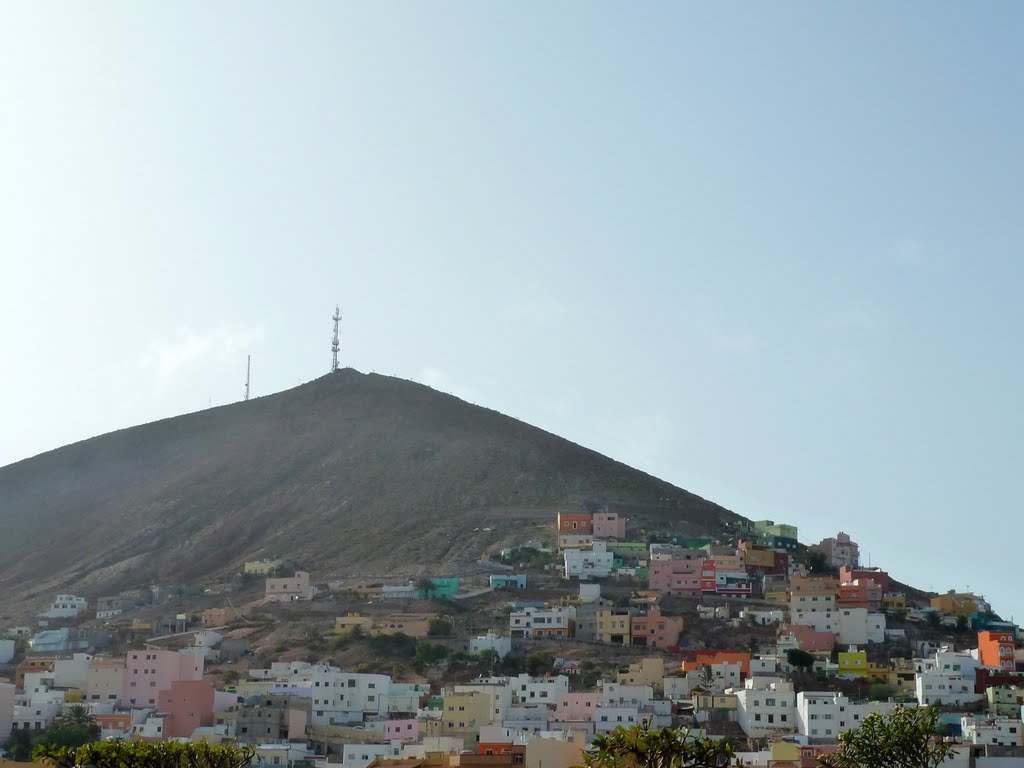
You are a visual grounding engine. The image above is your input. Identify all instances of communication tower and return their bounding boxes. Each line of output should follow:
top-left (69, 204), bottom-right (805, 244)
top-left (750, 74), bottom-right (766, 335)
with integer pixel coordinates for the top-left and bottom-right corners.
top-left (244, 355), bottom-right (251, 401)
top-left (331, 305), bottom-right (342, 372)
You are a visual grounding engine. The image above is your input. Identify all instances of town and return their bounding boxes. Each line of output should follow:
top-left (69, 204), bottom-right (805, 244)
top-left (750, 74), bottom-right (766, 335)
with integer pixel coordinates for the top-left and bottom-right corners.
top-left (0, 510), bottom-right (1018, 768)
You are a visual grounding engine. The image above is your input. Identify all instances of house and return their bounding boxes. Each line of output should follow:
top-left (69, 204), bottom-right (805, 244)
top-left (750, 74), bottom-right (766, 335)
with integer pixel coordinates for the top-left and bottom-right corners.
top-left (509, 607), bottom-right (574, 639)
top-left (592, 511), bottom-right (627, 539)
top-left (508, 673), bottom-right (569, 705)
top-left (244, 559), bottom-right (282, 575)
top-left (563, 542), bottom-right (614, 580)
top-left (915, 649), bottom-right (983, 707)
top-left (264, 571), bottom-right (314, 602)
top-left (489, 574), bottom-right (527, 590)
top-left (961, 716), bottom-right (1024, 747)
top-left (38, 595), bottom-right (88, 619)
top-left (551, 692), bottom-right (601, 725)
top-left (122, 649), bottom-right (204, 709)
top-left (734, 677), bottom-right (796, 738)
top-left (0, 682), bottom-right (13, 743)
top-left (158, 678), bottom-right (216, 739)
top-left (469, 633), bottom-right (513, 660)
top-left (616, 658), bottom-right (666, 689)
top-left (85, 658), bottom-right (125, 703)
top-left (795, 691), bottom-right (896, 742)
top-left (790, 574), bottom-right (838, 634)
top-left (233, 694), bottom-right (310, 744)
top-left (630, 609), bottom-right (683, 650)
top-left (334, 613), bottom-right (374, 636)
top-left (595, 608), bottom-right (633, 645)
top-left (372, 614), bottom-right (436, 637)
top-left (837, 580), bottom-right (883, 611)
top-left (751, 520), bottom-right (800, 551)
top-left (419, 578), bottom-right (460, 599)
top-left (839, 566), bottom-right (890, 593)
top-left (931, 590), bottom-right (983, 615)
top-left (978, 630), bottom-right (1017, 670)
top-left (303, 665), bottom-right (390, 725)
top-left (837, 649), bottom-right (868, 679)
top-left (573, 598), bottom-right (612, 642)
top-left (198, 607), bottom-right (228, 627)
top-left (986, 685), bottom-right (1024, 717)
top-left (647, 559), bottom-right (702, 597)
top-left (556, 513), bottom-right (592, 549)
top-left (782, 625), bottom-right (834, 654)
top-left (814, 533), bottom-right (860, 569)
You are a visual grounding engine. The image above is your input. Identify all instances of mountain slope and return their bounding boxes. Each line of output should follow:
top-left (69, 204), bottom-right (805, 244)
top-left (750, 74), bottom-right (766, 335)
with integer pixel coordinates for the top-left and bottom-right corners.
top-left (0, 369), bottom-right (743, 611)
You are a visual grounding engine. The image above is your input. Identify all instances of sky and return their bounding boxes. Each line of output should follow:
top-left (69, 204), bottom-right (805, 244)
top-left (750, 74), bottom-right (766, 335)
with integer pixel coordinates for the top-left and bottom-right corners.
top-left (2, 3), bottom-right (1022, 619)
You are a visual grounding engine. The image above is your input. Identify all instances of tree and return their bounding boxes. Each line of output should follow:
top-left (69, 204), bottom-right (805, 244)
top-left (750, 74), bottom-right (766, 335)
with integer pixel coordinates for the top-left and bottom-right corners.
top-left (818, 707), bottom-right (955, 768)
top-left (35, 740), bottom-right (256, 768)
top-left (5, 727), bottom-right (34, 761)
top-left (698, 665), bottom-right (716, 692)
top-left (427, 617), bottom-right (453, 637)
top-left (804, 550), bottom-right (836, 575)
top-left (36, 705), bottom-right (100, 750)
top-left (579, 723), bottom-right (739, 768)
top-left (787, 648), bottom-right (816, 672)
top-left (416, 578), bottom-right (435, 599)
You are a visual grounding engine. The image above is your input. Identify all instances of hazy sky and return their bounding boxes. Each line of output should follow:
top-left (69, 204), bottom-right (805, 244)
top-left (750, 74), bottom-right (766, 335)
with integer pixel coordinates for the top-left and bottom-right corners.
top-left (2, 4), bottom-right (1022, 619)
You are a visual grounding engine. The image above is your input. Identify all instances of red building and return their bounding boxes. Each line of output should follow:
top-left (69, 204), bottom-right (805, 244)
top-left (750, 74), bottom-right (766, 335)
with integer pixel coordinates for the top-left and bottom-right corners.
top-left (979, 631), bottom-right (1017, 671)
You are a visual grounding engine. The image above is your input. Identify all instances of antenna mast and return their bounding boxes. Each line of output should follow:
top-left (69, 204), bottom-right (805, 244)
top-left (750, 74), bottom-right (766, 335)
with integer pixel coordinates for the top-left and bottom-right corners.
top-left (244, 355), bottom-right (251, 401)
top-left (331, 305), bottom-right (342, 373)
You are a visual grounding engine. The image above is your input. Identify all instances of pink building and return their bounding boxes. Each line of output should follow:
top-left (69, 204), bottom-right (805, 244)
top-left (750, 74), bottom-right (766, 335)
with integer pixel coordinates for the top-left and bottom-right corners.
top-left (631, 608), bottom-right (683, 650)
top-left (385, 718), bottom-right (419, 743)
top-left (265, 571), bottom-right (313, 602)
top-left (817, 532), bottom-right (859, 569)
top-left (123, 650), bottom-right (204, 708)
top-left (592, 511), bottom-right (627, 540)
top-left (785, 624), bottom-right (835, 653)
top-left (158, 679), bottom-right (215, 739)
top-left (552, 692), bottom-right (601, 723)
top-left (648, 559), bottom-right (702, 596)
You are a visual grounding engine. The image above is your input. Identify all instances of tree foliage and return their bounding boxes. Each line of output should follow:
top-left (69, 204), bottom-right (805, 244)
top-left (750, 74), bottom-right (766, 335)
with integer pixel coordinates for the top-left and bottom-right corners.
top-left (36, 705), bottom-right (101, 750)
top-left (580, 724), bottom-right (739, 768)
top-left (427, 617), bottom-right (453, 637)
top-left (34, 740), bottom-right (256, 768)
top-left (786, 648), bottom-right (816, 672)
top-left (818, 707), bottom-right (955, 768)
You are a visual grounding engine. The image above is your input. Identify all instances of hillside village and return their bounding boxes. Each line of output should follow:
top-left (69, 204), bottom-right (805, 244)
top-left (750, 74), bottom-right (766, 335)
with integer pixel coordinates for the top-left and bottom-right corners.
top-left (1, 509), bottom-right (1020, 768)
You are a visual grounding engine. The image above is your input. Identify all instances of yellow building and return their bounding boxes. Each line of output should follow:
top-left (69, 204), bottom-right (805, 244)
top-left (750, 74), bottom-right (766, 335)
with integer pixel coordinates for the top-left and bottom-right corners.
top-left (244, 559), bottom-right (282, 575)
top-left (931, 591), bottom-right (979, 615)
top-left (440, 690), bottom-right (495, 734)
top-left (616, 657), bottom-right (665, 688)
top-left (764, 589), bottom-right (790, 605)
top-left (882, 593), bottom-right (907, 613)
top-left (838, 650), bottom-right (869, 678)
top-left (334, 613), bottom-right (374, 635)
top-left (692, 692), bottom-right (738, 713)
top-left (596, 609), bottom-right (632, 645)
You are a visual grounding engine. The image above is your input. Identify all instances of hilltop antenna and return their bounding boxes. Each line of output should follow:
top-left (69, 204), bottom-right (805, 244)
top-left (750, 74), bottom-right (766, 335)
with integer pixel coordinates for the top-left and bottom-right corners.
top-left (244, 355), bottom-right (251, 401)
top-left (331, 305), bottom-right (342, 373)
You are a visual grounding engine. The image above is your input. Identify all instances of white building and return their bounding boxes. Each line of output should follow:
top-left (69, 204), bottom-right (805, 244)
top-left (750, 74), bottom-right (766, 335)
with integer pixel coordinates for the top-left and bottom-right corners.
top-left (39, 595), bottom-right (88, 619)
top-left (795, 692), bottom-right (897, 741)
top-left (340, 743), bottom-right (401, 768)
top-left (594, 704), bottom-right (640, 734)
top-left (791, 606), bottom-right (838, 634)
top-left (961, 717), bottom-right (1024, 747)
top-left (837, 608), bottom-right (869, 645)
top-left (563, 541), bottom-right (614, 579)
top-left (509, 606), bottom-right (574, 638)
top-left (601, 682), bottom-right (655, 708)
top-left (558, 533), bottom-right (594, 550)
top-left (298, 665), bottom-right (390, 725)
top-left (388, 682), bottom-right (430, 714)
top-left (734, 678), bottom-right (796, 739)
top-left (915, 650), bottom-right (983, 707)
top-left (469, 632), bottom-right (513, 660)
top-left (509, 674), bottom-right (569, 705)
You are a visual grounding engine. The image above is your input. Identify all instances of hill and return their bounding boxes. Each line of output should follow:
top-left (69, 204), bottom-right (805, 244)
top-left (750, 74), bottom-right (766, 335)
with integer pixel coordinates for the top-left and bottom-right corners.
top-left (0, 369), bottom-right (744, 614)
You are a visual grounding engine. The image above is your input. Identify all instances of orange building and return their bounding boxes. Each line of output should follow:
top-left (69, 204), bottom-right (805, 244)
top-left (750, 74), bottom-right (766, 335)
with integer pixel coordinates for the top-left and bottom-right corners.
top-left (979, 631), bottom-right (1017, 671)
top-left (791, 573), bottom-right (838, 598)
top-left (16, 656), bottom-right (56, 689)
top-left (837, 579), bottom-right (883, 611)
top-left (93, 713), bottom-right (133, 733)
top-left (556, 513), bottom-right (592, 533)
top-left (682, 651), bottom-right (751, 676)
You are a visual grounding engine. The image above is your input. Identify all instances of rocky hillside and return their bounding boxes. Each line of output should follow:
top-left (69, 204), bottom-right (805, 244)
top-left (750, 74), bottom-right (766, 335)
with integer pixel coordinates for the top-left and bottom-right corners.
top-left (0, 369), bottom-right (744, 613)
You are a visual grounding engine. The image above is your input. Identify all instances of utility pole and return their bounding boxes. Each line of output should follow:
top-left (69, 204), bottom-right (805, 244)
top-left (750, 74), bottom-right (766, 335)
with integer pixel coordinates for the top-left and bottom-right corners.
top-left (244, 355), bottom-right (251, 401)
top-left (331, 305), bottom-right (342, 373)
